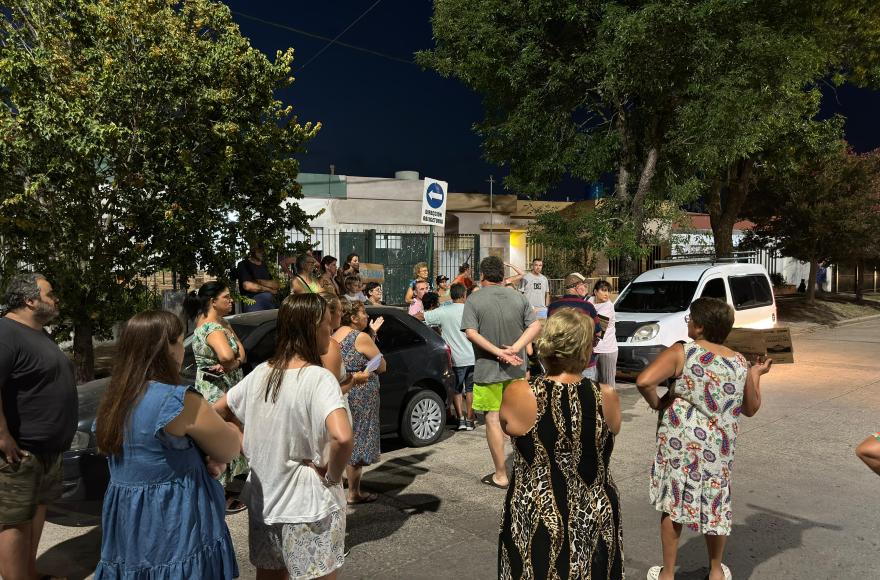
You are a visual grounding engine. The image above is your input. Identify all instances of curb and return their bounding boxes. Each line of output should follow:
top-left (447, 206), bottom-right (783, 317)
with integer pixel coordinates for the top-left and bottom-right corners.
top-left (786, 313), bottom-right (880, 336)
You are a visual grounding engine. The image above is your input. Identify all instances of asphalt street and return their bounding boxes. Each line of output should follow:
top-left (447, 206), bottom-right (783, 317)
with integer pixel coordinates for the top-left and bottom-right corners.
top-left (35, 319), bottom-right (880, 579)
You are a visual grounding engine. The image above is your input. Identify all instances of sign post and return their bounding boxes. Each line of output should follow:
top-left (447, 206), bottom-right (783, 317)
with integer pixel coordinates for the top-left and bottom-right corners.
top-left (421, 178), bottom-right (447, 282)
top-left (420, 178), bottom-right (448, 227)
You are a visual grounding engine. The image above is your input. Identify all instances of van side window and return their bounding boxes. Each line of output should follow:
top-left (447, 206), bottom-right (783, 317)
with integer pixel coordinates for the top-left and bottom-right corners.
top-left (701, 278), bottom-right (728, 301)
top-left (728, 275), bottom-right (774, 310)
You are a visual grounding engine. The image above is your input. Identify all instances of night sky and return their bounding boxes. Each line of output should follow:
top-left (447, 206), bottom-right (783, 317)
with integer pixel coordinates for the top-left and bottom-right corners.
top-left (225, 1), bottom-right (880, 199)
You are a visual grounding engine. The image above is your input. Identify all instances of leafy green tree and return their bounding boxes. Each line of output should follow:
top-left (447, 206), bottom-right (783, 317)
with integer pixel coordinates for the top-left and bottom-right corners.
top-left (420, 0), bottom-right (880, 273)
top-left (743, 126), bottom-right (878, 304)
top-left (0, 0), bottom-right (319, 380)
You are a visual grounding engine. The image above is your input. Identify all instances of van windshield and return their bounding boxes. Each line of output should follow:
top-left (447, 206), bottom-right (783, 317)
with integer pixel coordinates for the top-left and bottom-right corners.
top-left (615, 281), bottom-right (698, 313)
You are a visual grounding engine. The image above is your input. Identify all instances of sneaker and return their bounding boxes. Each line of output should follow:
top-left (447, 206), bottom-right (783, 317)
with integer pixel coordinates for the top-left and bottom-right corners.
top-left (457, 417), bottom-right (467, 431)
top-left (465, 420), bottom-right (475, 431)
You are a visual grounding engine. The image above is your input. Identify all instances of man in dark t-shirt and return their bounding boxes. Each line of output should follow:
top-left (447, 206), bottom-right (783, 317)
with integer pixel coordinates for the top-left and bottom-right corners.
top-left (0, 273), bottom-right (77, 579)
top-left (237, 243), bottom-right (279, 312)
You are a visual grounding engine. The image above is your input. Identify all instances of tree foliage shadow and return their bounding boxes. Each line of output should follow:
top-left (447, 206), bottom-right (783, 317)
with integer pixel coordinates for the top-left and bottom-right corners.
top-left (345, 451), bottom-right (441, 552)
top-left (671, 504), bottom-right (843, 579)
top-left (36, 526), bottom-right (102, 580)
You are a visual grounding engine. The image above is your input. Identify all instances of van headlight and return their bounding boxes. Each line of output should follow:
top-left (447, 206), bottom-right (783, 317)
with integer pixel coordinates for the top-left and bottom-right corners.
top-left (631, 323), bottom-right (660, 342)
top-left (68, 430), bottom-right (92, 452)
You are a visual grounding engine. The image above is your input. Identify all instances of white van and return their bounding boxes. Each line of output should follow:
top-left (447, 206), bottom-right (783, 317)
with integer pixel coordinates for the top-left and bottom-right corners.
top-left (614, 262), bottom-right (777, 373)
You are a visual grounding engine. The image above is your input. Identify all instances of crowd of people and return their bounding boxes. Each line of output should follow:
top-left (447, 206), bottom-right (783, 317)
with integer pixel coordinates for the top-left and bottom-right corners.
top-left (1, 260), bottom-right (877, 580)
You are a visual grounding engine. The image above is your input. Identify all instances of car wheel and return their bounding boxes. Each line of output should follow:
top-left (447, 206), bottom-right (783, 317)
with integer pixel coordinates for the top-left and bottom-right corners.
top-left (400, 389), bottom-right (445, 447)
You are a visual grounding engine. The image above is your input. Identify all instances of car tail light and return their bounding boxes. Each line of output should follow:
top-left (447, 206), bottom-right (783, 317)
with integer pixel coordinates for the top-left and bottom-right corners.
top-left (444, 344), bottom-right (453, 369)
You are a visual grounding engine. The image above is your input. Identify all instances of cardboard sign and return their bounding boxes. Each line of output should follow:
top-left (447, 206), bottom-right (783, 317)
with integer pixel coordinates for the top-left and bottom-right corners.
top-left (724, 327), bottom-right (794, 364)
top-left (420, 177), bottom-right (448, 226)
top-left (359, 263), bottom-right (385, 284)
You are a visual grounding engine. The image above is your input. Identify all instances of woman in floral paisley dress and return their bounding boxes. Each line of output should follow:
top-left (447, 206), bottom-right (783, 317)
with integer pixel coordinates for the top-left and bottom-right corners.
top-left (637, 298), bottom-right (772, 580)
top-left (184, 282), bottom-right (249, 508)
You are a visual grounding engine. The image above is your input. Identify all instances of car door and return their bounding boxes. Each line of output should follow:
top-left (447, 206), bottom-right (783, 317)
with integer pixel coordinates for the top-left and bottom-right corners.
top-left (369, 312), bottom-right (427, 434)
top-left (727, 274), bottom-right (776, 328)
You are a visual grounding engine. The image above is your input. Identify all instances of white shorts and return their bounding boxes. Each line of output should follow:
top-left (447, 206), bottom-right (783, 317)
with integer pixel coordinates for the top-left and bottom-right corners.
top-left (249, 510), bottom-right (345, 578)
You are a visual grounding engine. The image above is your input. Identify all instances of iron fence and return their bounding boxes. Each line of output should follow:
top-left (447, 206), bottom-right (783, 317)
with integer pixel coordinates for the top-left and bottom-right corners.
top-left (285, 228), bottom-right (480, 305)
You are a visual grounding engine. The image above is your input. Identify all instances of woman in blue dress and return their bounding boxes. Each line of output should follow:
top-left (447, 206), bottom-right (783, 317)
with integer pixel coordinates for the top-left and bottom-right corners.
top-left (93, 310), bottom-right (242, 579)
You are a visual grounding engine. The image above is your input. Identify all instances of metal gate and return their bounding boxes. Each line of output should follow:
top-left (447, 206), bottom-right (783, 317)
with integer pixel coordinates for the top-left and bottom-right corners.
top-left (289, 229), bottom-right (480, 306)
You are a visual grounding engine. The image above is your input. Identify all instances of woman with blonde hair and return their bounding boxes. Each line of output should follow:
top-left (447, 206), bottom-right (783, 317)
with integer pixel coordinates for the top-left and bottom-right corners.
top-left (405, 262), bottom-right (431, 304)
top-left (216, 294), bottom-right (354, 579)
top-left (94, 311), bottom-right (241, 579)
top-left (499, 308), bottom-right (623, 579)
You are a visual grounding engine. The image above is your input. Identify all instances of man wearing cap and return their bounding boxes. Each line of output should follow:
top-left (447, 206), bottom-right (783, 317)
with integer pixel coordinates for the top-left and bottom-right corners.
top-left (547, 273), bottom-right (603, 380)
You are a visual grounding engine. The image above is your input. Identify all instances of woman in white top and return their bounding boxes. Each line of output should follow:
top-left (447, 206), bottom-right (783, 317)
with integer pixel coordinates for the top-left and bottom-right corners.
top-left (588, 279), bottom-right (618, 388)
top-left (216, 294), bottom-right (353, 580)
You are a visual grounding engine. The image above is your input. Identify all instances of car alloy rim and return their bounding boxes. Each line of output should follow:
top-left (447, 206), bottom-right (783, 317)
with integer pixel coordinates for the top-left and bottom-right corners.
top-left (410, 398), bottom-right (442, 441)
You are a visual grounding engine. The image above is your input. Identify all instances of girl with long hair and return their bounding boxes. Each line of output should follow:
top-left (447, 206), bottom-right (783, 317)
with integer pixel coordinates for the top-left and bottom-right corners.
top-left (216, 294), bottom-right (354, 579)
top-left (319, 255), bottom-right (340, 295)
top-left (94, 310), bottom-right (241, 579)
top-left (183, 281), bottom-right (248, 511)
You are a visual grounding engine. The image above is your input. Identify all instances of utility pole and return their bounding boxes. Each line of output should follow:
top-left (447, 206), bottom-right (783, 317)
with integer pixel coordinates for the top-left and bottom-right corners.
top-left (487, 174), bottom-right (495, 248)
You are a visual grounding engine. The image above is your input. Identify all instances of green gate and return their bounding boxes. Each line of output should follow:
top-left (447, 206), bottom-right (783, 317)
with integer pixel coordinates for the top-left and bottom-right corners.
top-left (337, 230), bottom-right (480, 306)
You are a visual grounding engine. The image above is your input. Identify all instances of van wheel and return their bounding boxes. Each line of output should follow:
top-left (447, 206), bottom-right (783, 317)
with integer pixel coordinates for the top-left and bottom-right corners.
top-left (400, 389), bottom-right (444, 447)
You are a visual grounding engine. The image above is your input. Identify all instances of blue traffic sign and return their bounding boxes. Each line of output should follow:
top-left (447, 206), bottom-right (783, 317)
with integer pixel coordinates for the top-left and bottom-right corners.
top-left (425, 181), bottom-right (445, 209)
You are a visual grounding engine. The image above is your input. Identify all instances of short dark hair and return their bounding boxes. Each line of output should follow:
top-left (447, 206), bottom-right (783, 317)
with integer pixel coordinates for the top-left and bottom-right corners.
top-left (3, 272), bottom-right (46, 312)
top-left (364, 281), bottom-right (381, 297)
top-left (532, 258), bottom-right (543, 263)
top-left (450, 283), bottom-right (467, 301)
top-left (593, 280), bottom-right (612, 293)
top-left (480, 256), bottom-right (504, 283)
top-left (458, 263), bottom-right (470, 274)
top-left (689, 297), bottom-right (735, 343)
top-left (422, 292), bottom-right (440, 311)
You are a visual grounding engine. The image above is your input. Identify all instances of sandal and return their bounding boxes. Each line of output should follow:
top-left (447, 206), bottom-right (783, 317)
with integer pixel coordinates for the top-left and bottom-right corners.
top-left (480, 473), bottom-right (508, 489)
top-left (347, 492), bottom-right (379, 505)
top-left (647, 566), bottom-right (663, 580)
top-left (721, 563), bottom-right (732, 580)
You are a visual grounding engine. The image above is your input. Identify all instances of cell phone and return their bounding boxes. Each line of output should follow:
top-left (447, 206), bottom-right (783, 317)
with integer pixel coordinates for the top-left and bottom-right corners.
top-left (200, 368), bottom-right (225, 380)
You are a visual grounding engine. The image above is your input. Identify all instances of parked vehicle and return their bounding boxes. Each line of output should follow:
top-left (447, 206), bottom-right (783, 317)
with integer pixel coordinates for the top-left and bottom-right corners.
top-left (614, 263), bottom-right (777, 373)
top-left (58, 306), bottom-right (453, 515)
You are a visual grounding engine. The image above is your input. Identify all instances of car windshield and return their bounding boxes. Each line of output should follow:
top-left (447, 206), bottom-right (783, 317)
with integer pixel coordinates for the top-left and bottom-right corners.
top-left (615, 281), bottom-right (698, 313)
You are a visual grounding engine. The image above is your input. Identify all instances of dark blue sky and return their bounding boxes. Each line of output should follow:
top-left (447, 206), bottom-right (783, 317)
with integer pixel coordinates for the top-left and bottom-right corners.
top-left (225, 1), bottom-right (880, 198)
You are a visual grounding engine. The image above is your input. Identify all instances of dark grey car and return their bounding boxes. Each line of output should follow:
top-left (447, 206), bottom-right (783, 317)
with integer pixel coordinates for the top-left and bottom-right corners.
top-left (58, 306), bottom-right (454, 515)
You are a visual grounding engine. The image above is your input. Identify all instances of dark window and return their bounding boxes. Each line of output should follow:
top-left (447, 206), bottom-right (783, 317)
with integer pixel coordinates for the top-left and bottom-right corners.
top-left (371, 314), bottom-right (424, 352)
top-left (728, 275), bottom-right (774, 310)
top-left (615, 281), bottom-right (698, 313)
top-left (700, 278), bottom-right (728, 301)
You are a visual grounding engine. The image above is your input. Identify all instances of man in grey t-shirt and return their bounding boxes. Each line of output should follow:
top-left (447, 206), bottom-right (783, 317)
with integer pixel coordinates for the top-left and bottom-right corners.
top-left (462, 256), bottom-right (541, 488)
top-left (520, 258), bottom-right (550, 308)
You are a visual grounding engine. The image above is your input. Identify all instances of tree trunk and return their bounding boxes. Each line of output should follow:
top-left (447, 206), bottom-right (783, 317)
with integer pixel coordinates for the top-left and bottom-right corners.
top-left (73, 320), bottom-right (95, 384)
top-left (708, 159), bottom-right (754, 259)
top-left (806, 259), bottom-right (818, 305)
top-left (855, 260), bottom-right (864, 303)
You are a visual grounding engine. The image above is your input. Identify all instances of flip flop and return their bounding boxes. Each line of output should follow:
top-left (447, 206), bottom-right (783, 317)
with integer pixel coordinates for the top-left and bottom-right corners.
top-left (647, 566), bottom-right (663, 580)
top-left (347, 492), bottom-right (379, 505)
top-left (721, 563), bottom-right (732, 580)
top-left (480, 473), bottom-right (508, 489)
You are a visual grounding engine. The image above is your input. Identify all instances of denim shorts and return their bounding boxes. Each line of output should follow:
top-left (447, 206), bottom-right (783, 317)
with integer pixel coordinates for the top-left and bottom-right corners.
top-left (453, 366), bottom-right (475, 395)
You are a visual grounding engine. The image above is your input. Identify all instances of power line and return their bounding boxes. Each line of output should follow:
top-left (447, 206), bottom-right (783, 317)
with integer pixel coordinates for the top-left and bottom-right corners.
top-left (229, 9), bottom-right (417, 68)
top-left (297, 0), bottom-right (382, 71)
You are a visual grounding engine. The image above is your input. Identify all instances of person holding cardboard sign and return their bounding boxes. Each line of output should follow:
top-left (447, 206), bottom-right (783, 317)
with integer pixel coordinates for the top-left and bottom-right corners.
top-left (636, 297), bottom-right (772, 580)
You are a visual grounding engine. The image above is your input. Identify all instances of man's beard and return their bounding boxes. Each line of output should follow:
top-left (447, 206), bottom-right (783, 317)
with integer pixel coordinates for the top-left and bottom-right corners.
top-left (33, 301), bottom-right (58, 325)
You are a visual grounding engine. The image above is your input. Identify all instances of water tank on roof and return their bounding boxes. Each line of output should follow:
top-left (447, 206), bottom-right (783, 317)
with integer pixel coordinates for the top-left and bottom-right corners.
top-left (394, 170), bottom-right (420, 180)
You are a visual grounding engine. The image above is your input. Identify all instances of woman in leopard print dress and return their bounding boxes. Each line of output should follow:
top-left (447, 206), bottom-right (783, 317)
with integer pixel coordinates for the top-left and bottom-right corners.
top-left (499, 308), bottom-right (624, 579)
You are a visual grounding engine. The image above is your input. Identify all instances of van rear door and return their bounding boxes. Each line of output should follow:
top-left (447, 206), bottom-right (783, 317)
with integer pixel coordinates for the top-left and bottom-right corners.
top-left (727, 273), bottom-right (776, 328)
